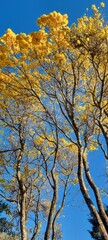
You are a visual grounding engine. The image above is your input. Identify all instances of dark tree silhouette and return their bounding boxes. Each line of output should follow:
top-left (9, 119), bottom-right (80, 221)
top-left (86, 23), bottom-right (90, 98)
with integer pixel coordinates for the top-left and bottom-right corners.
top-left (88, 206), bottom-right (108, 239)
top-left (0, 200), bottom-right (15, 236)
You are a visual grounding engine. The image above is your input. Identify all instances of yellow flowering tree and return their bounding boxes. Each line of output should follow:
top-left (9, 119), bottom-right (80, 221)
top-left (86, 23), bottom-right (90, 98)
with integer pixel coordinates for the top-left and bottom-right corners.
top-left (0, 2), bottom-right (108, 240)
top-left (0, 97), bottom-right (77, 240)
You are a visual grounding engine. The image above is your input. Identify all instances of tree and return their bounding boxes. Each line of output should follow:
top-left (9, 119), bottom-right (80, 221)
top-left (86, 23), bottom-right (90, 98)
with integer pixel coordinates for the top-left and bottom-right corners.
top-left (0, 98), bottom-right (76, 240)
top-left (0, 200), bottom-right (15, 236)
top-left (0, 2), bottom-right (108, 239)
top-left (88, 206), bottom-right (108, 239)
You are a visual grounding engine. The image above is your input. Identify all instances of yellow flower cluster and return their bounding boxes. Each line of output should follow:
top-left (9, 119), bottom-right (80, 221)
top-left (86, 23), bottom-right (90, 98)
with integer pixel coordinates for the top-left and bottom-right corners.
top-left (92, 4), bottom-right (98, 12)
top-left (100, 2), bottom-right (105, 7)
top-left (37, 11), bottom-right (68, 29)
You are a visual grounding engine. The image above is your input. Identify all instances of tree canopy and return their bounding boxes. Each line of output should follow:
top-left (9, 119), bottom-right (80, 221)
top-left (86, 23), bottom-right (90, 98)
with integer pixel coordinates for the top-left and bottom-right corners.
top-left (0, 2), bottom-right (108, 240)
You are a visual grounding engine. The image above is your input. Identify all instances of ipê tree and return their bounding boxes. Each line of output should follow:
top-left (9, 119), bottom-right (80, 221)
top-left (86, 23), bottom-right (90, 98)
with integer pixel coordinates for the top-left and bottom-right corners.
top-left (0, 2), bottom-right (108, 240)
top-left (0, 75), bottom-right (77, 239)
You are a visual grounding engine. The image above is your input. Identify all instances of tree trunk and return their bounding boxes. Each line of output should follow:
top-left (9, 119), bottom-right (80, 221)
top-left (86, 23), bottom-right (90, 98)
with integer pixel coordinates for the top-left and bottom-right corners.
top-left (20, 184), bottom-right (27, 240)
top-left (44, 177), bottom-right (58, 240)
top-left (78, 149), bottom-right (108, 240)
top-left (17, 124), bottom-right (27, 240)
top-left (44, 146), bottom-right (58, 240)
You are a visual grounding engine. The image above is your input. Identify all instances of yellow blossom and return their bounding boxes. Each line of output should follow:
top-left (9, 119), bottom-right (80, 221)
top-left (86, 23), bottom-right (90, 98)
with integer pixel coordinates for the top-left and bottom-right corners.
top-left (77, 39), bottom-right (81, 45)
top-left (92, 5), bottom-right (98, 12)
top-left (100, 2), bottom-right (105, 7)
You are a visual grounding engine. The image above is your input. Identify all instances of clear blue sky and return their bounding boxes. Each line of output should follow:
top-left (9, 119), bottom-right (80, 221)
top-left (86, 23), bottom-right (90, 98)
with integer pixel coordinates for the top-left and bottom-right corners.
top-left (0, 0), bottom-right (108, 35)
top-left (0, 0), bottom-right (108, 239)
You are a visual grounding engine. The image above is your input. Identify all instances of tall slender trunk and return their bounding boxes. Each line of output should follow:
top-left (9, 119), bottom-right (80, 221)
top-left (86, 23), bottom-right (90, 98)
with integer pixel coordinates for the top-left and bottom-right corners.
top-left (82, 150), bottom-right (108, 232)
top-left (44, 184), bottom-right (58, 240)
top-left (17, 124), bottom-right (27, 240)
top-left (20, 184), bottom-right (27, 240)
top-left (17, 156), bottom-right (27, 240)
top-left (44, 146), bottom-right (58, 240)
top-left (78, 149), bottom-right (108, 240)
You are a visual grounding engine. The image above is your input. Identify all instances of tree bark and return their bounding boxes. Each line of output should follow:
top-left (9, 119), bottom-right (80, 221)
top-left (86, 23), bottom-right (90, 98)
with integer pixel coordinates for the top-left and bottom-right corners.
top-left (16, 124), bottom-right (27, 240)
top-left (78, 149), bottom-right (108, 240)
top-left (44, 147), bottom-right (58, 240)
top-left (82, 150), bottom-right (108, 232)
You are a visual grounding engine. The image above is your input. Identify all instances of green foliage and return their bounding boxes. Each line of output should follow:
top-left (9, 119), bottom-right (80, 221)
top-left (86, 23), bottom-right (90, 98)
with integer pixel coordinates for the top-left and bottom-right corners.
top-left (88, 206), bottom-right (108, 239)
top-left (0, 200), bottom-right (15, 237)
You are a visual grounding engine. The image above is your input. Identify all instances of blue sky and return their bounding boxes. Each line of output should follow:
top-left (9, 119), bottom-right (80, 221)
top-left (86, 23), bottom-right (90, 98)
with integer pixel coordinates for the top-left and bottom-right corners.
top-left (0, 0), bottom-right (108, 35)
top-left (0, 0), bottom-right (108, 239)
